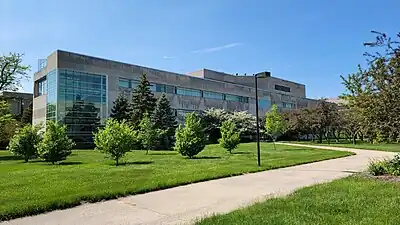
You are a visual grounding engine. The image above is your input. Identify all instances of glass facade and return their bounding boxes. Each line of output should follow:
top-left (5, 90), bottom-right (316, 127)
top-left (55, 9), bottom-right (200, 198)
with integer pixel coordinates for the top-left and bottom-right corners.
top-left (119, 78), bottom-right (130, 88)
top-left (57, 69), bottom-right (107, 145)
top-left (46, 71), bottom-right (57, 120)
top-left (225, 94), bottom-right (249, 103)
top-left (258, 98), bottom-right (272, 111)
top-left (38, 69), bottom-right (108, 146)
top-left (203, 91), bottom-right (224, 100)
top-left (176, 87), bottom-right (202, 97)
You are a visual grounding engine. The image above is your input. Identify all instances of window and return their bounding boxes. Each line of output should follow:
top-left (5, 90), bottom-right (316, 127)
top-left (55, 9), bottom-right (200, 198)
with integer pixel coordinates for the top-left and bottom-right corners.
top-left (258, 98), bottom-right (271, 110)
top-left (176, 87), bottom-right (202, 97)
top-left (282, 102), bottom-right (294, 109)
top-left (203, 91), bottom-right (224, 100)
top-left (225, 94), bottom-right (249, 103)
top-left (37, 79), bottom-right (47, 96)
top-left (275, 84), bottom-right (291, 92)
top-left (119, 78), bottom-right (130, 88)
top-left (165, 85), bottom-right (175, 94)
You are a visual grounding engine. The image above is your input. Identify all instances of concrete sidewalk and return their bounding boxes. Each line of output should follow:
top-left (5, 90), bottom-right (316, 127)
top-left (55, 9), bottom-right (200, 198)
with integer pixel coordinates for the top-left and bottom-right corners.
top-left (2, 144), bottom-right (395, 225)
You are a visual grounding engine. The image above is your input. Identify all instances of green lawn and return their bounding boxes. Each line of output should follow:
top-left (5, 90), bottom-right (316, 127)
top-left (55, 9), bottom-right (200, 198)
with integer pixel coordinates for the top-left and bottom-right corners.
top-left (287, 140), bottom-right (400, 152)
top-left (197, 176), bottom-right (400, 225)
top-left (0, 143), bottom-right (352, 221)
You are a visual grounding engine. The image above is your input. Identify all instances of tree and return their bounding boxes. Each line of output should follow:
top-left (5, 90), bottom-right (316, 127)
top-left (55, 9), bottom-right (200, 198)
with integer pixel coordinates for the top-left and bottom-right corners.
top-left (230, 111), bottom-right (257, 142)
top-left (130, 74), bottom-right (156, 128)
top-left (21, 102), bottom-right (33, 124)
top-left (0, 100), bottom-right (18, 147)
top-left (8, 124), bottom-right (42, 162)
top-left (219, 120), bottom-right (240, 153)
top-left (0, 53), bottom-right (30, 91)
top-left (95, 119), bottom-right (138, 166)
top-left (110, 94), bottom-right (131, 122)
top-left (341, 31), bottom-right (400, 143)
top-left (265, 104), bottom-right (287, 150)
top-left (200, 108), bottom-right (230, 144)
top-left (139, 115), bottom-right (163, 154)
top-left (174, 112), bottom-right (206, 158)
top-left (151, 93), bottom-right (177, 149)
top-left (37, 121), bottom-right (75, 165)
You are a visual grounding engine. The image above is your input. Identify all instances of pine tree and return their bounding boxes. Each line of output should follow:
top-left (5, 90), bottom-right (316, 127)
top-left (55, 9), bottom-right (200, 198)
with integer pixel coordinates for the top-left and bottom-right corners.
top-left (130, 74), bottom-right (156, 128)
top-left (110, 94), bottom-right (130, 122)
top-left (21, 102), bottom-right (33, 124)
top-left (151, 93), bottom-right (177, 149)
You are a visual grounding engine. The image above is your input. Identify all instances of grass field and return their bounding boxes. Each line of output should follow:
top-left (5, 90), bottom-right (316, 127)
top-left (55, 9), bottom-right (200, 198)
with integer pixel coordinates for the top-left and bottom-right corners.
top-left (0, 143), bottom-right (352, 221)
top-left (287, 140), bottom-right (400, 152)
top-left (197, 176), bottom-right (400, 225)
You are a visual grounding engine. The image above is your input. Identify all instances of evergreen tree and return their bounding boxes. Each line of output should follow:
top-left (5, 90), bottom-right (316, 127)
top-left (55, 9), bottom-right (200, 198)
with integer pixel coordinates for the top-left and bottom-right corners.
top-left (130, 74), bottom-right (156, 128)
top-left (21, 102), bottom-right (33, 124)
top-left (151, 93), bottom-right (177, 149)
top-left (110, 94), bottom-right (130, 122)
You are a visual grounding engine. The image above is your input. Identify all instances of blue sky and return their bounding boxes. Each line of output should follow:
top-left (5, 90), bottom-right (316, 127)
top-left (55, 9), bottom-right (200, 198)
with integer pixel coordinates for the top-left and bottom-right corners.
top-left (1, 0), bottom-right (399, 98)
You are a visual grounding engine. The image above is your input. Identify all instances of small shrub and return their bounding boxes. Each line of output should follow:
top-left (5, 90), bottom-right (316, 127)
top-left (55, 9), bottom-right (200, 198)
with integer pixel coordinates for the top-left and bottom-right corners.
top-left (37, 121), bottom-right (75, 165)
top-left (368, 159), bottom-right (388, 176)
top-left (94, 119), bottom-right (139, 166)
top-left (8, 124), bottom-right (42, 162)
top-left (174, 112), bottom-right (206, 158)
top-left (138, 115), bottom-right (164, 154)
top-left (219, 120), bottom-right (240, 153)
top-left (368, 154), bottom-right (400, 176)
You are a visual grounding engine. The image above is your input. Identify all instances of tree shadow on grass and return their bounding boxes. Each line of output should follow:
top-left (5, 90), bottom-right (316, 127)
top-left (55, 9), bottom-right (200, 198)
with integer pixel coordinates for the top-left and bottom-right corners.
top-left (118, 161), bottom-right (154, 166)
top-left (58, 162), bottom-right (83, 165)
top-left (0, 155), bottom-right (23, 161)
top-left (232, 151), bottom-right (251, 155)
top-left (192, 156), bottom-right (221, 160)
top-left (149, 152), bottom-right (178, 156)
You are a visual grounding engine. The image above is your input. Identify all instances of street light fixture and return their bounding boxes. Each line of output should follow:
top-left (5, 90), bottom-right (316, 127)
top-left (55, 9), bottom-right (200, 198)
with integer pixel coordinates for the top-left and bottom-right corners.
top-left (254, 71), bottom-right (271, 167)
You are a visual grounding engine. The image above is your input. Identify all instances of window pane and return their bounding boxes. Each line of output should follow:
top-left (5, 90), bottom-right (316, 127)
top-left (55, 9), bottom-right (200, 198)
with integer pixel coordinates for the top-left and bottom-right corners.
top-left (203, 91), bottom-right (224, 100)
top-left (176, 87), bottom-right (201, 97)
top-left (119, 78), bottom-right (130, 88)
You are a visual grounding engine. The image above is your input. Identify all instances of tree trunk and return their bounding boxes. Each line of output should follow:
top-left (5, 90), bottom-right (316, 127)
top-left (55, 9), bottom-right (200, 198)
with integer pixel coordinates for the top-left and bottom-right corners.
top-left (272, 140), bottom-right (276, 151)
top-left (146, 149), bottom-right (149, 155)
top-left (52, 161), bottom-right (54, 165)
top-left (318, 131), bottom-right (323, 143)
top-left (116, 158), bottom-right (119, 166)
top-left (24, 158), bottom-right (28, 163)
top-left (352, 134), bottom-right (357, 145)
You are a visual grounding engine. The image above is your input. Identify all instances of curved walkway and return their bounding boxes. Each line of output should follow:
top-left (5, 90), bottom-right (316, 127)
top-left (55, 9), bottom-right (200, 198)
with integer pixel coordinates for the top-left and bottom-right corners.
top-left (2, 143), bottom-right (395, 225)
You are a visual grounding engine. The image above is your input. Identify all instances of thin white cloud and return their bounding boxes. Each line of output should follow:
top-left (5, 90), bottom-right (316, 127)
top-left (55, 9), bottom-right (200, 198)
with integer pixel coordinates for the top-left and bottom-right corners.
top-left (191, 43), bottom-right (243, 54)
top-left (163, 56), bottom-right (176, 59)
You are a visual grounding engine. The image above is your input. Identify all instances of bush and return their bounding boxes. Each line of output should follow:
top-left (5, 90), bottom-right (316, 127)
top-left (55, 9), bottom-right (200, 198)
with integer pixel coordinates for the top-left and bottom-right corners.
top-left (219, 120), bottom-right (240, 153)
top-left (174, 112), bottom-right (206, 158)
top-left (368, 154), bottom-right (400, 176)
top-left (94, 119), bottom-right (139, 166)
top-left (37, 121), bottom-right (75, 165)
top-left (8, 124), bottom-right (42, 162)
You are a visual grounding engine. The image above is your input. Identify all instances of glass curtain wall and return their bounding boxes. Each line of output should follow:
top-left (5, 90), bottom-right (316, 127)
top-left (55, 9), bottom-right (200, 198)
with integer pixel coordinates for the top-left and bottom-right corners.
top-left (57, 69), bottom-right (107, 145)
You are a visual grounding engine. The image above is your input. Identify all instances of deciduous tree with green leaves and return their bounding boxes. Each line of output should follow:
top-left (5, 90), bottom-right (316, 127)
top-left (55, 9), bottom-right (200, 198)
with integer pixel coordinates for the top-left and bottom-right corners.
top-left (21, 102), bottom-right (33, 124)
top-left (8, 124), bottom-right (42, 162)
top-left (110, 94), bottom-right (131, 122)
top-left (0, 53), bottom-right (30, 91)
top-left (151, 93), bottom-right (177, 149)
top-left (94, 119), bottom-right (139, 166)
top-left (139, 115), bottom-right (164, 154)
top-left (219, 120), bottom-right (240, 153)
top-left (265, 104), bottom-right (287, 150)
top-left (0, 100), bottom-right (18, 147)
top-left (130, 74), bottom-right (156, 128)
top-left (37, 121), bottom-right (75, 165)
top-left (174, 112), bottom-right (206, 158)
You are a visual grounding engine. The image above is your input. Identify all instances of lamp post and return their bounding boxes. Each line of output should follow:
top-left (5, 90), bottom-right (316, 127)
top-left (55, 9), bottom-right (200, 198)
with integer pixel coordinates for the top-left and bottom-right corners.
top-left (254, 72), bottom-right (270, 167)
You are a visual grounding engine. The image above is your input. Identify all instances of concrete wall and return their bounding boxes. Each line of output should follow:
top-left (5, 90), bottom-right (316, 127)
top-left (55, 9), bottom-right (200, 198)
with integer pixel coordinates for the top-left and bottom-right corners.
top-left (33, 95), bottom-right (46, 125)
top-left (33, 50), bottom-right (318, 124)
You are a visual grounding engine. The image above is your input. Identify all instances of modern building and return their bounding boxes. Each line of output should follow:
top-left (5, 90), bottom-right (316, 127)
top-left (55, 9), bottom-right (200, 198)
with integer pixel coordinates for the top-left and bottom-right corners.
top-left (0, 91), bottom-right (33, 116)
top-left (33, 50), bottom-right (317, 145)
